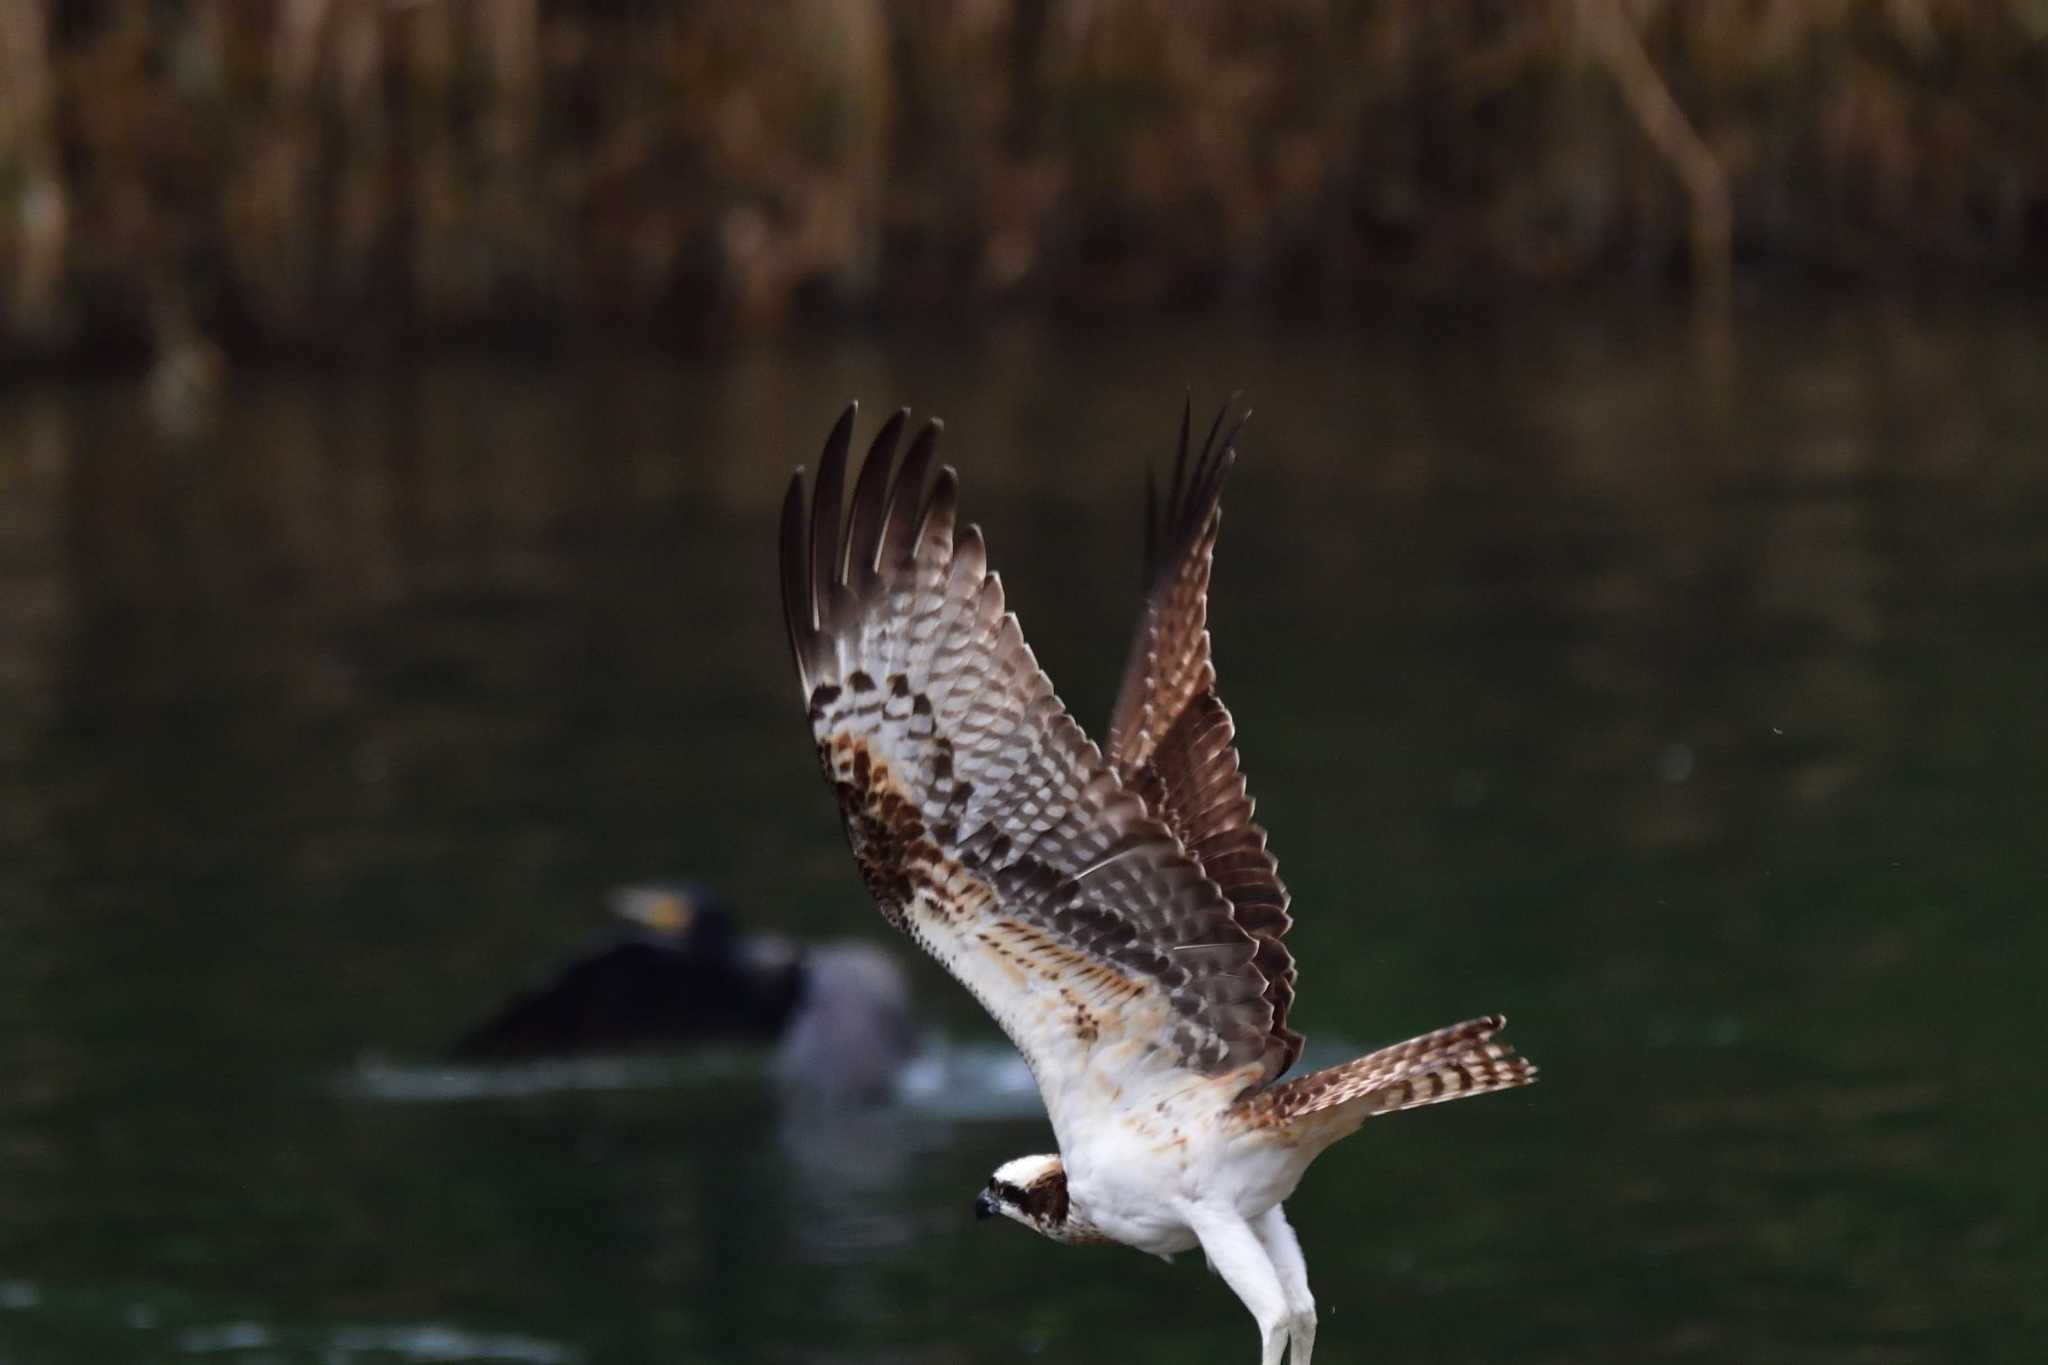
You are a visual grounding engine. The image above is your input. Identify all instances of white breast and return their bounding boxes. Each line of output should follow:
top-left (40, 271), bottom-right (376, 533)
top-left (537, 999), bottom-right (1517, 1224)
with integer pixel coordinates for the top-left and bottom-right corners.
top-left (1061, 1082), bottom-right (1317, 1256)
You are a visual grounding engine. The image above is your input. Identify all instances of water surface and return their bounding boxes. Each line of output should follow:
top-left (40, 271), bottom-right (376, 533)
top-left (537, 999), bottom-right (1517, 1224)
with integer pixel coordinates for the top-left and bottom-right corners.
top-left (1, 299), bottom-right (2042, 1362)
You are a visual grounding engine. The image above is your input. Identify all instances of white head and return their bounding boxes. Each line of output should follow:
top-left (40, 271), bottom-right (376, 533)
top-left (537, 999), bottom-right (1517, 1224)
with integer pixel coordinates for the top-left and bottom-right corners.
top-left (973, 1153), bottom-right (1104, 1244)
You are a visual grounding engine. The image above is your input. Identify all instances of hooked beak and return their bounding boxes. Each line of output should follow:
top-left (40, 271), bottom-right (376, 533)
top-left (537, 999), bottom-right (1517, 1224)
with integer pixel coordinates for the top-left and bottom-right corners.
top-left (974, 1190), bottom-right (996, 1221)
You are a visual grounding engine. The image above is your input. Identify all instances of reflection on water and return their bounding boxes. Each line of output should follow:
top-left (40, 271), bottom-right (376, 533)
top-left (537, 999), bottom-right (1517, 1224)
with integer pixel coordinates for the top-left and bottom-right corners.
top-left (341, 1053), bottom-right (762, 1104)
top-left (1, 297), bottom-right (2044, 1362)
top-left (344, 1040), bottom-right (1046, 1273)
top-left (179, 1320), bottom-right (579, 1363)
top-left (341, 1038), bottom-right (1040, 1119)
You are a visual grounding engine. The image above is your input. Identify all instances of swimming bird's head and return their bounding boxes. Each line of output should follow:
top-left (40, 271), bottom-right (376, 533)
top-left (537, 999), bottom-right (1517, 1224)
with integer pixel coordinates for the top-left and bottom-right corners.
top-left (606, 882), bottom-right (733, 951)
top-left (975, 1153), bottom-right (1103, 1244)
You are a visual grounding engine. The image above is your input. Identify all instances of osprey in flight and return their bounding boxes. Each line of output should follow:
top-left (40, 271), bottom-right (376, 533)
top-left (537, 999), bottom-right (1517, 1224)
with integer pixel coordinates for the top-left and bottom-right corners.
top-left (780, 403), bottom-right (1535, 1364)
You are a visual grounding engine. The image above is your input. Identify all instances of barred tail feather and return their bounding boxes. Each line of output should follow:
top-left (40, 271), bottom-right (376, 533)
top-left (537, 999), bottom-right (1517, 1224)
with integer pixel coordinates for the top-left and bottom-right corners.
top-left (1240, 1015), bottom-right (1536, 1131)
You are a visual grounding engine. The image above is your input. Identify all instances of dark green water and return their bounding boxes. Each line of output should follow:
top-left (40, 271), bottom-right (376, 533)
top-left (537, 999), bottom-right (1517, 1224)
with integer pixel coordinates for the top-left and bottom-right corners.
top-left (1, 301), bottom-right (2042, 1363)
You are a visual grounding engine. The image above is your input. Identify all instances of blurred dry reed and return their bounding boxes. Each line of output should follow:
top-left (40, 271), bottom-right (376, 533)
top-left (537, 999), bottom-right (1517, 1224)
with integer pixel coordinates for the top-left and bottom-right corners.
top-left (2, 0), bottom-right (2044, 362)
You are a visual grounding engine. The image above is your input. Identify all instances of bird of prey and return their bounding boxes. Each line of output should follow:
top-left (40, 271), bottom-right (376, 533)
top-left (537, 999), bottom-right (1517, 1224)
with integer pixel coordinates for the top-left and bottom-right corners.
top-left (780, 403), bottom-right (1535, 1363)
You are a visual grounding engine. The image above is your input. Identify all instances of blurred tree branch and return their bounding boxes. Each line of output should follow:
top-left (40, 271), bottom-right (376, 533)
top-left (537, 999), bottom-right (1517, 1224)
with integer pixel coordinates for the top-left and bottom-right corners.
top-left (0, 0), bottom-right (67, 342)
top-left (1580, 0), bottom-right (1731, 319)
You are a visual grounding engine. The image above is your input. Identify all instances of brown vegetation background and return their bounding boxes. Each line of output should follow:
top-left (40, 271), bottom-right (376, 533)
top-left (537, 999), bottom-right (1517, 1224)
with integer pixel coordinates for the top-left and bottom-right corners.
top-left (2, 0), bottom-right (2045, 362)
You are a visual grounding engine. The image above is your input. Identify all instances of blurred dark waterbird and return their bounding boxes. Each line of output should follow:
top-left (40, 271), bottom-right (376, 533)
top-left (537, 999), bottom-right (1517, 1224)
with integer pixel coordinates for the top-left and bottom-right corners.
top-left (453, 883), bottom-right (915, 1105)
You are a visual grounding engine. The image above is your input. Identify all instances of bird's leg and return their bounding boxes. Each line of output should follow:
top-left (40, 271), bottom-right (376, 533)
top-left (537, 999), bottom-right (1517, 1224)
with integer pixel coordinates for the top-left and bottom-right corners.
top-left (1254, 1204), bottom-right (1317, 1365)
top-left (1187, 1207), bottom-right (1293, 1365)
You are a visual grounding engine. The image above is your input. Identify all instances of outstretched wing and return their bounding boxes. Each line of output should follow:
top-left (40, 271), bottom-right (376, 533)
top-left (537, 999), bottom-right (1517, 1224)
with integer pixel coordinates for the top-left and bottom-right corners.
top-left (781, 406), bottom-right (1287, 1136)
top-left (1105, 401), bottom-right (1301, 1083)
top-left (1104, 400), bottom-right (1243, 773)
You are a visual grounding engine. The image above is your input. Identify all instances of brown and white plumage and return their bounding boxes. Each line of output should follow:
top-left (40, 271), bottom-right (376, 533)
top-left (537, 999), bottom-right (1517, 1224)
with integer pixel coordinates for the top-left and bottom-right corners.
top-left (781, 403), bottom-right (1535, 1364)
top-left (781, 406), bottom-right (1279, 1124)
top-left (1107, 401), bottom-right (1300, 1083)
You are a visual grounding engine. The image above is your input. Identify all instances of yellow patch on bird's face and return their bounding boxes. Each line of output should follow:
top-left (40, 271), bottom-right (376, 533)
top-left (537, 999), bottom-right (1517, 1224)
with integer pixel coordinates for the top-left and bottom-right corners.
top-left (640, 894), bottom-right (691, 934)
